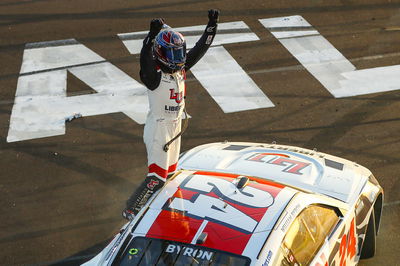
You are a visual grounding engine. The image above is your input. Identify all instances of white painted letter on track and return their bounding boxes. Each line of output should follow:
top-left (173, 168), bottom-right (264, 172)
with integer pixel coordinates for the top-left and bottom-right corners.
top-left (7, 39), bottom-right (149, 142)
top-left (260, 15), bottom-right (400, 98)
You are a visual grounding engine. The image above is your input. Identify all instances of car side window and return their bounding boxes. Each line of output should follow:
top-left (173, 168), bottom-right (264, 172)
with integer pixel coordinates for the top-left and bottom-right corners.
top-left (276, 205), bottom-right (339, 265)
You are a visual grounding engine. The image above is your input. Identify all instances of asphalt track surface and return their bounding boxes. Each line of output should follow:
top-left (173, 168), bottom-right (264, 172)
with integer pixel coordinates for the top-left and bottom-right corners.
top-left (1, 0), bottom-right (400, 265)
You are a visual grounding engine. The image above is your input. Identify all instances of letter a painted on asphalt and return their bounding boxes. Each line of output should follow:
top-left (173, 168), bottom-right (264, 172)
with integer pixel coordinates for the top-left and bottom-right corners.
top-left (7, 39), bottom-right (148, 142)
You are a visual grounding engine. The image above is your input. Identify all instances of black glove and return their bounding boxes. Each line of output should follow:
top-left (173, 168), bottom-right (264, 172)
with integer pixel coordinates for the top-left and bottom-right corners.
top-left (208, 9), bottom-right (219, 25)
top-left (149, 18), bottom-right (165, 38)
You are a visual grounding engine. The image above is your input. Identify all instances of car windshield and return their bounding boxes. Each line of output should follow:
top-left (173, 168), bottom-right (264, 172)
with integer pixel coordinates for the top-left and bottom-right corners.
top-left (112, 237), bottom-right (251, 266)
top-left (274, 205), bottom-right (339, 265)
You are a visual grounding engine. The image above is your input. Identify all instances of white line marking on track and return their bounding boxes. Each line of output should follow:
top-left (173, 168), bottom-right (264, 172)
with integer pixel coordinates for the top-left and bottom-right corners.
top-left (191, 46), bottom-right (274, 112)
top-left (260, 15), bottom-right (400, 98)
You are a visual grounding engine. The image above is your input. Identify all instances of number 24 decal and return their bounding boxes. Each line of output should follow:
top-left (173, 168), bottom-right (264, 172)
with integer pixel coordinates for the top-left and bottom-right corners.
top-left (339, 218), bottom-right (357, 266)
top-left (167, 174), bottom-right (275, 233)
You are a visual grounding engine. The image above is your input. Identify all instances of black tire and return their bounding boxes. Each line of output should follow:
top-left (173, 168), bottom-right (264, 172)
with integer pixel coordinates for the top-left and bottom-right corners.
top-left (360, 210), bottom-right (376, 259)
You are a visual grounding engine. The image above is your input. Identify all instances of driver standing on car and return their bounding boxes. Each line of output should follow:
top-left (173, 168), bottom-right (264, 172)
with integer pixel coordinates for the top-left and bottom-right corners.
top-left (123, 10), bottom-right (219, 220)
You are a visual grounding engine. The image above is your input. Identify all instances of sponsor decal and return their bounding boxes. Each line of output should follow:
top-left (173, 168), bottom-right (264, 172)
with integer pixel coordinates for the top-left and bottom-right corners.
top-left (206, 35), bottom-right (214, 44)
top-left (169, 88), bottom-right (184, 104)
top-left (281, 204), bottom-right (301, 232)
top-left (246, 153), bottom-right (311, 175)
top-left (129, 248), bottom-right (139, 255)
top-left (206, 26), bottom-right (216, 32)
top-left (147, 179), bottom-right (160, 190)
top-left (262, 250), bottom-right (273, 266)
top-left (165, 105), bottom-right (181, 112)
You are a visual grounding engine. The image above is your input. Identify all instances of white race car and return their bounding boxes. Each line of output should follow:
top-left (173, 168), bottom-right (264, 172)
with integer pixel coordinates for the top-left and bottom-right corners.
top-left (83, 142), bottom-right (383, 266)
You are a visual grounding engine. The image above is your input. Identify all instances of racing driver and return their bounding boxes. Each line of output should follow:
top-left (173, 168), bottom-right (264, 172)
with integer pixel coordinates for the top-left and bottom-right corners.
top-left (123, 10), bottom-right (219, 220)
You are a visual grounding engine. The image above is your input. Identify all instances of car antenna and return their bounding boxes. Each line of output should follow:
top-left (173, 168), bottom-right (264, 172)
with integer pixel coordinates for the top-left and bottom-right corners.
top-left (236, 176), bottom-right (249, 189)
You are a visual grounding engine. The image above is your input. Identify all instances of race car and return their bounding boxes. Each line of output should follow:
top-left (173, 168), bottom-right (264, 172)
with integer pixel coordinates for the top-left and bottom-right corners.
top-left (83, 142), bottom-right (383, 266)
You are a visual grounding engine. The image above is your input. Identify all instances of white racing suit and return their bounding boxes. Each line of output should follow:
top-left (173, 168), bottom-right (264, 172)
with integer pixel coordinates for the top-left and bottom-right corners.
top-left (123, 20), bottom-right (217, 219)
top-left (144, 70), bottom-right (186, 181)
top-left (139, 21), bottom-right (217, 182)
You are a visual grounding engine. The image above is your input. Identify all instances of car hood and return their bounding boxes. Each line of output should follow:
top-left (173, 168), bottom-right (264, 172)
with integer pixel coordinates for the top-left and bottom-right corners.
top-left (179, 142), bottom-right (370, 203)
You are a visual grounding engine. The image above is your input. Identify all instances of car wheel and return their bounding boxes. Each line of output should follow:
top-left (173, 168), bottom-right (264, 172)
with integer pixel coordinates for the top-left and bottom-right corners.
top-left (360, 210), bottom-right (376, 259)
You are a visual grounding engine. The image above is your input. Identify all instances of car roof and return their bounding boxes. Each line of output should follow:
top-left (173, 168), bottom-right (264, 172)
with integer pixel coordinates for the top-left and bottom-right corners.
top-left (131, 170), bottom-right (298, 257)
top-left (178, 142), bottom-right (370, 203)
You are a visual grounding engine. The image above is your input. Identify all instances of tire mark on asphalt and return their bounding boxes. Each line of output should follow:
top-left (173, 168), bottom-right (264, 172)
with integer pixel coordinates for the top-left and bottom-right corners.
top-left (187, 117), bottom-right (400, 139)
top-left (12, 146), bottom-right (135, 189)
top-left (185, 116), bottom-right (400, 167)
top-left (45, 254), bottom-right (97, 266)
top-left (32, 238), bottom-right (111, 266)
top-left (304, 95), bottom-right (396, 150)
top-left (67, 120), bottom-right (144, 142)
top-left (0, 0), bottom-right (215, 26)
top-left (384, 200), bottom-right (400, 207)
top-left (354, 138), bottom-right (400, 152)
top-left (0, 217), bottom-right (119, 244)
top-left (326, 145), bottom-right (400, 175)
top-left (2, 2), bottom-right (400, 26)
top-left (0, 0), bottom-right (53, 7)
top-left (331, 139), bottom-right (400, 169)
top-left (187, 96), bottom-right (330, 141)
top-left (55, 143), bottom-right (143, 156)
top-left (0, 139), bottom-right (143, 155)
